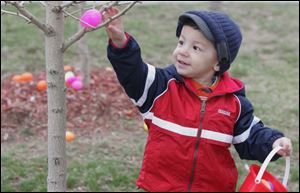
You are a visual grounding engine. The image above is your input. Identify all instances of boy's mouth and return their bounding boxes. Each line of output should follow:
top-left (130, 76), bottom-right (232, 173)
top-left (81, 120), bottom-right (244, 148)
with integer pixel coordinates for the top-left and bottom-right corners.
top-left (178, 59), bottom-right (190, 66)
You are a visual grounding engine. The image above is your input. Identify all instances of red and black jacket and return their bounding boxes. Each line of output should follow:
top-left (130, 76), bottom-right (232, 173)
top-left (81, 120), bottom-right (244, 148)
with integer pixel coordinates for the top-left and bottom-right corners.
top-left (107, 35), bottom-right (284, 192)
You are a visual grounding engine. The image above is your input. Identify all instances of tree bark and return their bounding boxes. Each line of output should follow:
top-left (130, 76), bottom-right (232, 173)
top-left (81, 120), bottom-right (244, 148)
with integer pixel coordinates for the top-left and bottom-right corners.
top-left (45, 1), bottom-right (67, 192)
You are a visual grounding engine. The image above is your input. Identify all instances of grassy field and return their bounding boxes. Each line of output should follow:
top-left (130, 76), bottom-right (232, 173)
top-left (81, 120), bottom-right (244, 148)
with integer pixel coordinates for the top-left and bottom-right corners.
top-left (1, 2), bottom-right (299, 192)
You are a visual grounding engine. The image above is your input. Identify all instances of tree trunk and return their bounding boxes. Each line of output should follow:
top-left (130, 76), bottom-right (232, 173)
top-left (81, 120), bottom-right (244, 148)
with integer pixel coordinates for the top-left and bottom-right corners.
top-left (78, 2), bottom-right (91, 87)
top-left (45, 1), bottom-right (67, 192)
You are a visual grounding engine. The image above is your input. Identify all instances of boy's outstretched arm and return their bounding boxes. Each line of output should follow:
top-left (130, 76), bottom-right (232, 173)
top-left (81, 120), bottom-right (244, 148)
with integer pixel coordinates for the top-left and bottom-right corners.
top-left (102, 7), bottom-right (147, 102)
top-left (102, 6), bottom-right (169, 114)
top-left (102, 7), bottom-right (179, 116)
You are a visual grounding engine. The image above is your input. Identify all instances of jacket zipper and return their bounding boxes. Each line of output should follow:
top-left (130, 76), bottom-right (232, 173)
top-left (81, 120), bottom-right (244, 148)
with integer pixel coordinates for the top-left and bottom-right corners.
top-left (187, 98), bottom-right (207, 192)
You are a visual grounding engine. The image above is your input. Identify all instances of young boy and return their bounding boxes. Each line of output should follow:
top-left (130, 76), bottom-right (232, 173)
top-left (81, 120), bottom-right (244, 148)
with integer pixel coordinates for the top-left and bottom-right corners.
top-left (103, 8), bottom-right (292, 192)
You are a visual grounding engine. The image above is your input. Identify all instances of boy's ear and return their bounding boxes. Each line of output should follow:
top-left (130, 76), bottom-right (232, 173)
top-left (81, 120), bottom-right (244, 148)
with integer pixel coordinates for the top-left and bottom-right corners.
top-left (214, 63), bottom-right (220, 72)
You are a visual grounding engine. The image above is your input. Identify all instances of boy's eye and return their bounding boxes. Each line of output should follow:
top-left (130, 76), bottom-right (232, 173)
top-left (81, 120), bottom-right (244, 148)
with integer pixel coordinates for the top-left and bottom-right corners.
top-left (193, 45), bottom-right (201, 51)
top-left (178, 40), bottom-right (184, 45)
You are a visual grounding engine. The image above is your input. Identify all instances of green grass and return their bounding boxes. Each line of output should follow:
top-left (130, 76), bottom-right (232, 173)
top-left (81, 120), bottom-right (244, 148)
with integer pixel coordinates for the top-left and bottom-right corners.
top-left (1, 125), bottom-right (145, 192)
top-left (1, 2), bottom-right (299, 192)
top-left (1, 152), bottom-right (47, 192)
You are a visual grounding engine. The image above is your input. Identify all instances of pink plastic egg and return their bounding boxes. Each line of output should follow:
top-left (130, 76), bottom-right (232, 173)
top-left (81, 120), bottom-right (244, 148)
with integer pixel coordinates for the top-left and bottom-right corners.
top-left (66, 76), bottom-right (77, 86)
top-left (80, 9), bottom-right (102, 28)
top-left (72, 80), bottom-right (83, 90)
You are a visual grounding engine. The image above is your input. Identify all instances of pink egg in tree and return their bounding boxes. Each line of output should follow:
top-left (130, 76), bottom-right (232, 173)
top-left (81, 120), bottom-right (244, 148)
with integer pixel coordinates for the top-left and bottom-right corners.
top-left (80, 9), bottom-right (102, 28)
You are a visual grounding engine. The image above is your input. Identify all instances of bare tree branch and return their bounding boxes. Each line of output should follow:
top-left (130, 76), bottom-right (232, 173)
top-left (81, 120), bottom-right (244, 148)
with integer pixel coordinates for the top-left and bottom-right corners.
top-left (59, 1), bottom-right (85, 10)
top-left (62, 29), bottom-right (88, 53)
top-left (63, 8), bottom-right (83, 18)
top-left (63, 1), bottom-right (123, 19)
top-left (19, 1), bottom-right (25, 6)
top-left (95, 1), bottom-right (138, 30)
top-left (63, 9), bottom-right (96, 28)
top-left (62, 1), bottom-right (138, 53)
top-left (99, 1), bottom-right (119, 12)
top-left (4, 1), bottom-right (54, 36)
top-left (1, 9), bottom-right (31, 22)
top-left (39, 1), bottom-right (46, 7)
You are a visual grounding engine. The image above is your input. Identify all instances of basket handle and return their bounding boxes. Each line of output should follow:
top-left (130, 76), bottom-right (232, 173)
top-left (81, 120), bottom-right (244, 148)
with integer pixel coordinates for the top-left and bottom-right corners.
top-left (254, 146), bottom-right (290, 187)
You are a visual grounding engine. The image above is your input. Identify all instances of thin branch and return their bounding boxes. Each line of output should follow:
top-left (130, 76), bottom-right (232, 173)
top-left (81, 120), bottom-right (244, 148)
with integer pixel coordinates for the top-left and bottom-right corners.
top-left (39, 1), bottom-right (46, 7)
top-left (4, 1), bottom-right (54, 36)
top-left (19, 1), bottom-right (25, 6)
top-left (62, 1), bottom-right (138, 53)
top-left (63, 8), bottom-right (83, 18)
top-left (93, 1), bottom-right (138, 31)
top-left (59, 1), bottom-right (85, 10)
top-left (95, 1), bottom-right (137, 31)
top-left (99, 1), bottom-right (119, 12)
top-left (62, 29), bottom-right (87, 53)
top-left (63, 2), bottom-right (121, 29)
top-left (63, 9), bottom-right (96, 28)
top-left (64, 4), bottom-right (105, 18)
top-left (63, 1), bottom-right (125, 19)
top-left (1, 9), bottom-right (31, 22)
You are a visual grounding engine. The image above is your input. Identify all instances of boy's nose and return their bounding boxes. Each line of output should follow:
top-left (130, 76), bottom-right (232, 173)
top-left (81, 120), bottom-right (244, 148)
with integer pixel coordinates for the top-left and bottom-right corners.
top-left (178, 47), bottom-right (189, 57)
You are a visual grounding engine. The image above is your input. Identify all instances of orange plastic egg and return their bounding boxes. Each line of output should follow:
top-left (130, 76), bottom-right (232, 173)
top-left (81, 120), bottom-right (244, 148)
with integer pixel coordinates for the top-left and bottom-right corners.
top-left (65, 131), bottom-right (75, 142)
top-left (21, 72), bottom-right (33, 82)
top-left (37, 80), bottom-right (47, 91)
top-left (12, 75), bottom-right (22, 82)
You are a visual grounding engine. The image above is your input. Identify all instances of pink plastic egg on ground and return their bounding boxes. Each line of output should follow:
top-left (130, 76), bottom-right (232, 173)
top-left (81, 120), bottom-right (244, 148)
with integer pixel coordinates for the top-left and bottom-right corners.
top-left (80, 9), bottom-right (102, 28)
top-left (72, 80), bottom-right (83, 90)
top-left (66, 76), bottom-right (77, 86)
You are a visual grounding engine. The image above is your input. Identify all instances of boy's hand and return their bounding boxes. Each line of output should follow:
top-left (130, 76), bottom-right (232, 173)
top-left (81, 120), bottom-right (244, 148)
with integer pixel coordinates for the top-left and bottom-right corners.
top-left (272, 137), bottom-right (292, 157)
top-left (103, 7), bottom-right (127, 48)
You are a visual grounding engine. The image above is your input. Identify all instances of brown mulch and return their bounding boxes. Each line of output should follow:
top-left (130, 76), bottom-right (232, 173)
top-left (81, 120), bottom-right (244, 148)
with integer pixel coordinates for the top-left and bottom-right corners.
top-left (1, 67), bottom-right (141, 143)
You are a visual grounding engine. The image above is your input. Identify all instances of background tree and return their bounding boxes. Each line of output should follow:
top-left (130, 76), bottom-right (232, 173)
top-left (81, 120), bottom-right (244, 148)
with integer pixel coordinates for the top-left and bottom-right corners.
top-left (1, 1), bottom-right (138, 191)
top-left (77, 1), bottom-right (91, 87)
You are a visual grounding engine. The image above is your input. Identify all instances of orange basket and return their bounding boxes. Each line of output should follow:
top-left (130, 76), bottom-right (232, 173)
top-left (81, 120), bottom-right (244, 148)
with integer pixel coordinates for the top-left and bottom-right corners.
top-left (239, 146), bottom-right (290, 192)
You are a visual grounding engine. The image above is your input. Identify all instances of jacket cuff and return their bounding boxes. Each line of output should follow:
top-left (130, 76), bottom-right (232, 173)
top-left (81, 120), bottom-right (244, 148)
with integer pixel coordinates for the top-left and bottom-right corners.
top-left (109, 32), bottom-right (130, 49)
top-left (268, 133), bottom-right (284, 161)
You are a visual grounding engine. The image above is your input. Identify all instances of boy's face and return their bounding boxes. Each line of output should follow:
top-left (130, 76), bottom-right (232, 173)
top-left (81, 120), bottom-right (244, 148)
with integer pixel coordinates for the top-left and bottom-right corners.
top-left (173, 25), bottom-right (219, 83)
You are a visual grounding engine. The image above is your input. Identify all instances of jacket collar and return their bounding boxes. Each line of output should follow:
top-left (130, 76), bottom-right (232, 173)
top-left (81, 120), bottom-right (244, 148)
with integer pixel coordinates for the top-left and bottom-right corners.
top-left (168, 65), bottom-right (244, 97)
top-left (211, 71), bottom-right (245, 97)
